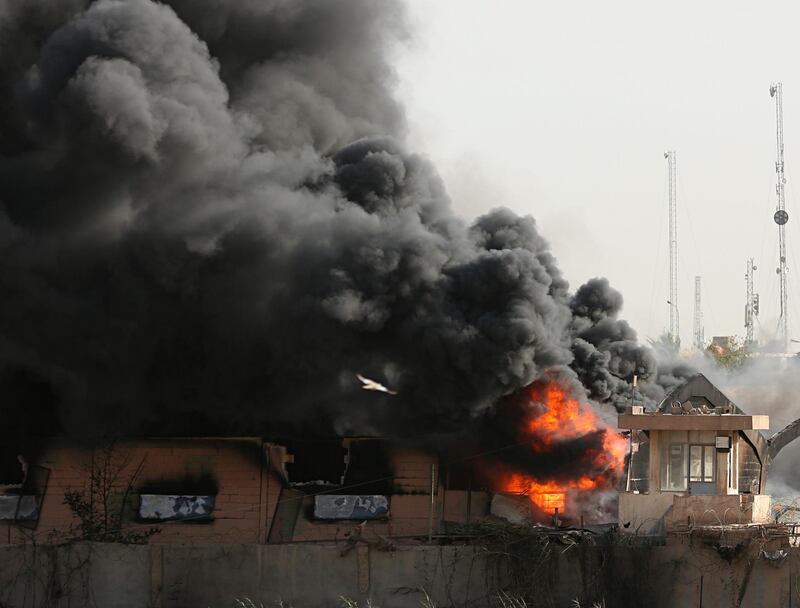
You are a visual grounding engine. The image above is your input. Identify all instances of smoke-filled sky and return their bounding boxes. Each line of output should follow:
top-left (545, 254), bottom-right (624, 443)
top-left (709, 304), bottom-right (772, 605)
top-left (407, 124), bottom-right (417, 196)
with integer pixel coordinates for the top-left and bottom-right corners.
top-left (0, 0), bottom-right (688, 442)
top-left (396, 0), bottom-right (800, 350)
top-left (695, 357), bottom-right (800, 494)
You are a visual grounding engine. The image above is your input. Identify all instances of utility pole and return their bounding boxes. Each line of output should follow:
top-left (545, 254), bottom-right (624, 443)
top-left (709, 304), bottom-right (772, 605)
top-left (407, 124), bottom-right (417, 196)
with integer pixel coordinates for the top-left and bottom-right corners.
top-left (693, 276), bottom-right (704, 350)
top-left (770, 83), bottom-right (789, 350)
top-left (745, 258), bottom-right (758, 346)
top-left (664, 150), bottom-right (679, 346)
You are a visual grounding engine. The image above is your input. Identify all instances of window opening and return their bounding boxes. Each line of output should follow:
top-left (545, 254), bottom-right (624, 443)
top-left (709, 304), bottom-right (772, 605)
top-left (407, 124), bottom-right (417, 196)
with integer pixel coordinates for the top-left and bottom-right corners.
top-left (689, 444), bottom-right (714, 483)
top-left (663, 443), bottom-right (687, 490)
top-left (727, 439), bottom-right (738, 492)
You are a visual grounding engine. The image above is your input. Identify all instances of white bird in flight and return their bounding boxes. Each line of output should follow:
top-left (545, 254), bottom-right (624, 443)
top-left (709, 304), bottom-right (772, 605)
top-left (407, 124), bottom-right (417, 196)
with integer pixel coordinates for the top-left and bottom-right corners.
top-left (356, 374), bottom-right (398, 395)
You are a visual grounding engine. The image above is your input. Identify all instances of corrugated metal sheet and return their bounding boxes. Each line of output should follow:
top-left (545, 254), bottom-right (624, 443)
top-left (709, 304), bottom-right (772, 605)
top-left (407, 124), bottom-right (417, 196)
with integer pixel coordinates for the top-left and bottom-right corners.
top-left (313, 495), bottom-right (388, 520)
top-left (0, 495), bottom-right (39, 521)
top-left (138, 494), bottom-right (215, 522)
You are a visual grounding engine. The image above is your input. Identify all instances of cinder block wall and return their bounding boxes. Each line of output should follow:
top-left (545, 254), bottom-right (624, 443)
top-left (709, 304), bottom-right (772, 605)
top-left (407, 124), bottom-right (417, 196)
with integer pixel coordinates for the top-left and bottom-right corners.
top-left (1, 539), bottom-right (796, 608)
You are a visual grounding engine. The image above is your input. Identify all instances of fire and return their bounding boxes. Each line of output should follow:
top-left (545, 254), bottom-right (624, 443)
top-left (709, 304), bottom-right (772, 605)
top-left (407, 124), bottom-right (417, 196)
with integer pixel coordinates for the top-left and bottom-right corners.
top-left (498, 381), bottom-right (628, 517)
top-left (527, 383), bottom-right (598, 443)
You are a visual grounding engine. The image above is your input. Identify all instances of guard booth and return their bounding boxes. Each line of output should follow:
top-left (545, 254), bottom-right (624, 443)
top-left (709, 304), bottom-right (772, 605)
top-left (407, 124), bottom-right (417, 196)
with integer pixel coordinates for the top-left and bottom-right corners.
top-left (618, 374), bottom-right (772, 534)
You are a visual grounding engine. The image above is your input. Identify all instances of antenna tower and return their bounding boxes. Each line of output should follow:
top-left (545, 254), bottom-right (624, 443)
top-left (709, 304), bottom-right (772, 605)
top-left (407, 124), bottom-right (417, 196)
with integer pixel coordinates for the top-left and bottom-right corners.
top-left (770, 82), bottom-right (788, 349)
top-left (693, 276), bottom-right (704, 350)
top-left (745, 258), bottom-right (758, 346)
top-left (664, 150), bottom-right (679, 346)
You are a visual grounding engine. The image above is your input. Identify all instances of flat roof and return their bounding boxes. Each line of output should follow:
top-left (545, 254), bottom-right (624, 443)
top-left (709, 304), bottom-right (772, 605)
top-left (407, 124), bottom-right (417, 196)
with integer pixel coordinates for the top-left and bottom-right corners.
top-left (618, 413), bottom-right (769, 431)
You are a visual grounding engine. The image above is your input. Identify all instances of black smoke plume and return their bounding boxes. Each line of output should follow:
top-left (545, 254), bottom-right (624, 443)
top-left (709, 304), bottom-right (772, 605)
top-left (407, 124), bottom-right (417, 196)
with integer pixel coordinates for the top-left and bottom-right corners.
top-left (0, 0), bottom-right (686, 443)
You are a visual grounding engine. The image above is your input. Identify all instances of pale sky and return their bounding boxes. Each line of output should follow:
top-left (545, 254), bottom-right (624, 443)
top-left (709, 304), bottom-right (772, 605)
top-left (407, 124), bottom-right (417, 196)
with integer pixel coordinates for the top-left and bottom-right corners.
top-left (395, 0), bottom-right (800, 349)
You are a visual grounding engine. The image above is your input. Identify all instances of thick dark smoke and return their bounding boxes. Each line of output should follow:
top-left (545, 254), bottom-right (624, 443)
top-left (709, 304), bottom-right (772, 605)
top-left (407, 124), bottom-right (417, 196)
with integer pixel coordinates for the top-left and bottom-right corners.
top-left (568, 278), bottom-right (690, 408)
top-left (0, 0), bottom-right (685, 442)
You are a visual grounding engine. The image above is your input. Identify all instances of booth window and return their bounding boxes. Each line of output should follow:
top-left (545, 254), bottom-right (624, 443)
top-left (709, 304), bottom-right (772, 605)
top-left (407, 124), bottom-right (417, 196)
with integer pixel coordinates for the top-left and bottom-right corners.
top-left (689, 445), bottom-right (714, 482)
top-left (662, 444), bottom-right (687, 490)
top-left (727, 440), bottom-right (738, 492)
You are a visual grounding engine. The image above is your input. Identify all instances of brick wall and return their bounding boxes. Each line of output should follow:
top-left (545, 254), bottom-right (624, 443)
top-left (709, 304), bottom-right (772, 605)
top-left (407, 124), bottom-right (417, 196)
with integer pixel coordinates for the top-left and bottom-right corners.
top-left (738, 438), bottom-right (762, 494)
top-left (1, 438), bottom-right (494, 545)
top-left (4, 442), bottom-right (91, 544)
top-left (0, 438), bottom-right (282, 545)
top-left (278, 446), bottom-right (440, 542)
top-left (117, 438), bottom-right (279, 544)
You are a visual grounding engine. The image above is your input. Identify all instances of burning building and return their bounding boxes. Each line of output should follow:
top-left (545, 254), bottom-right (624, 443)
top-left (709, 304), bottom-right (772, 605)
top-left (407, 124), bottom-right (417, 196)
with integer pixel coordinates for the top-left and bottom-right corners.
top-left (486, 381), bottom-right (626, 523)
top-left (0, 379), bottom-right (628, 544)
top-left (0, 0), bottom-right (697, 548)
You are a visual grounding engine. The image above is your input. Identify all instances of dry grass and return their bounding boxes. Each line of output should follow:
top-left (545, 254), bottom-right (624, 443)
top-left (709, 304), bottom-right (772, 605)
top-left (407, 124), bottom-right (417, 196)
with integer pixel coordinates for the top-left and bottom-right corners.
top-left (570, 599), bottom-right (606, 608)
top-left (230, 589), bottom-right (574, 608)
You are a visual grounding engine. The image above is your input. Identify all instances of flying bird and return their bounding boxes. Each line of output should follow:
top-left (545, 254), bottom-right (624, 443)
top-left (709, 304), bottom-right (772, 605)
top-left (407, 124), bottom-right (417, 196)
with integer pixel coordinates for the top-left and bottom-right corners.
top-left (356, 374), bottom-right (398, 395)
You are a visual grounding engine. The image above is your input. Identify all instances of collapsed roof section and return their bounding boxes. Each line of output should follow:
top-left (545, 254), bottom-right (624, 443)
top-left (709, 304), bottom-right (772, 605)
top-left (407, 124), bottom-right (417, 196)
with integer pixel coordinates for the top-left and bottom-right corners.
top-left (656, 373), bottom-right (741, 414)
top-left (268, 438), bottom-right (394, 495)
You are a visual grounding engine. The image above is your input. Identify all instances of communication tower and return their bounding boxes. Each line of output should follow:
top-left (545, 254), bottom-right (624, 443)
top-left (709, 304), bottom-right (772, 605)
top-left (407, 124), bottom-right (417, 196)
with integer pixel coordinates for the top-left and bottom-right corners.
top-left (770, 83), bottom-right (788, 349)
top-left (664, 151), bottom-right (679, 345)
top-left (693, 276), bottom-right (704, 350)
top-left (745, 258), bottom-right (758, 346)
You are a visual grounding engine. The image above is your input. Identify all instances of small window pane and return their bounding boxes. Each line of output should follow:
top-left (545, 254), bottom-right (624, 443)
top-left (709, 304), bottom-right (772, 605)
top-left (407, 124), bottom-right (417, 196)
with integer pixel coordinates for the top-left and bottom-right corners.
top-left (665, 444), bottom-right (687, 490)
top-left (727, 442), bottom-right (738, 491)
top-left (704, 446), bottom-right (715, 482)
top-left (690, 446), bottom-right (702, 482)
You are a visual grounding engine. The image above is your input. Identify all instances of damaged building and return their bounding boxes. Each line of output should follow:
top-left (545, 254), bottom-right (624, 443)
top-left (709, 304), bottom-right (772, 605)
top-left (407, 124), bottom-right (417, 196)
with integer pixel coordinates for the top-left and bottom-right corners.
top-left (3, 373), bottom-right (799, 546)
top-left (4, 374), bottom-right (800, 607)
top-left (619, 373), bottom-right (800, 534)
top-left (0, 436), bottom-right (500, 545)
top-left (4, 372), bottom-right (800, 548)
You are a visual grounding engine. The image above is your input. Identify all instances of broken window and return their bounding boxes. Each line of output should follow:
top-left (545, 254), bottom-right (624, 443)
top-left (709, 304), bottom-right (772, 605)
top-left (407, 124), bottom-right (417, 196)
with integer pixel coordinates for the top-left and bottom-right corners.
top-left (0, 495), bottom-right (39, 522)
top-left (277, 438), bottom-right (393, 493)
top-left (281, 439), bottom-right (347, 487)
top-left (0, 448), bottom-right (48, 526)
top-left (0, 446), bottom-right (27, 488)
top-left (313, 495), bottom-right (389, 520)
top-left (138, 495), bottom-right (215, 522)
top-left (309, 440), bottom-right (394, 521)
top-left (137, 474), bottom-right (218, 523)
top-left (342, 440), bottom-right (393, 495)
top-left (269, 438), bottom-right (393, 522)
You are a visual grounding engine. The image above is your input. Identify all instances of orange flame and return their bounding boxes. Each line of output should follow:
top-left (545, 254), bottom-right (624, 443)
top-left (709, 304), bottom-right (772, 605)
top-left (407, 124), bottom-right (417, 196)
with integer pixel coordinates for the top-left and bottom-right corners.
top-left (498, 382), bottom-right (627, 516)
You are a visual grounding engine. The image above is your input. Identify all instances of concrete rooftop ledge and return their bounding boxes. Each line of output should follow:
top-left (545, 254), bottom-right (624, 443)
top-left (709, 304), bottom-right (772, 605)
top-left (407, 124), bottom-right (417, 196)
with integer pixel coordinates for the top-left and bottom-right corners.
top-left (618, 413), bottom-right (770, 431)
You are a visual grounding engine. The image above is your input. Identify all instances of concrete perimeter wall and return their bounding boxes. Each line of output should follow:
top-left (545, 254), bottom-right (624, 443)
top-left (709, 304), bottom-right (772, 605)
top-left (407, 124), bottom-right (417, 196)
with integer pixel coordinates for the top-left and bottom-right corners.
top-left (0, 539), bottom-right (797, 608)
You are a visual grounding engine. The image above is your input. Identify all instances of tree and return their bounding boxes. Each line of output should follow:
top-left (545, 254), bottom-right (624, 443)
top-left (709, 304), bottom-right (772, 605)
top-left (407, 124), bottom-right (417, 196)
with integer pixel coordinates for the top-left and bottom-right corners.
top-left (62, 444), bottom-right (158, 543)
top-left (705, 336), bottom-right (749, 370)
top-left (647, 332), bottom-right (680, 357)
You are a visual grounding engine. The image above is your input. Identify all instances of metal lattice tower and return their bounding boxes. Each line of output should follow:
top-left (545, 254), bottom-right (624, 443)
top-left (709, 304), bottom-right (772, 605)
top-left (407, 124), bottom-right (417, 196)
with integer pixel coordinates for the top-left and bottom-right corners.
top-left (745, 258), bottom-right (758, 345)
top-left (664, 150), bottom-right (679, 345)
top-left (693, 276), bottom-right (704, 350)
top-left (770, 82), bottom-right (789, 349)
